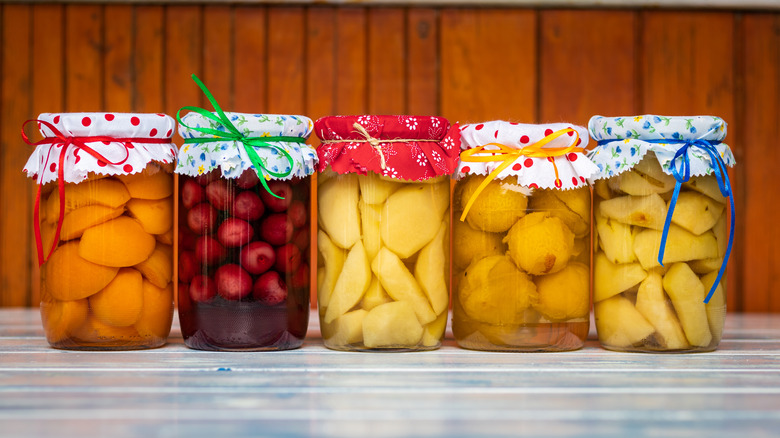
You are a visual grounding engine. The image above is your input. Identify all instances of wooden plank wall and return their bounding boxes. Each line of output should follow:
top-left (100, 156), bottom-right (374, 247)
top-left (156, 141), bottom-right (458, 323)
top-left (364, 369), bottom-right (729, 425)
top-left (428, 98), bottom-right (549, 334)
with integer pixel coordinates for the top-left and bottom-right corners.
top-left (1, 4), bottom-right (778, 312)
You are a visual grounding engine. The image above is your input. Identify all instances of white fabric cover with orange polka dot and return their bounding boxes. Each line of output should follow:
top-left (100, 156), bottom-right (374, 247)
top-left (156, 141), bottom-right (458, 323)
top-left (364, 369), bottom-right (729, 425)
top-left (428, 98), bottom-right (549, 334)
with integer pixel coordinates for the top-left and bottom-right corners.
top-left (23, 113), bottom-right (178, 185)
top-left (456, 121), bottom-right (598, 191)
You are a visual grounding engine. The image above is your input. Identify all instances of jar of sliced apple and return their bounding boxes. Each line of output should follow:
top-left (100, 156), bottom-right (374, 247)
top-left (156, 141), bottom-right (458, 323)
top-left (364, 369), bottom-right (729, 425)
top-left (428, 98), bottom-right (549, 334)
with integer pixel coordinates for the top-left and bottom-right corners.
top-left (588, 115), bottom-right (735, 352)
top-left (315, 115), bottom-right (460, 351)
top-left (23, 113), bottom-right (178, 350)
top-left (452, 122), bottom-right (598, 352)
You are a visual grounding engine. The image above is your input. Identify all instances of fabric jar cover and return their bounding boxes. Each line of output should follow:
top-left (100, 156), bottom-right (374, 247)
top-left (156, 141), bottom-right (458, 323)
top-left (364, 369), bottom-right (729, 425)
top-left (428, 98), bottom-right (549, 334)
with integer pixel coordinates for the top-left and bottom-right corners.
top-left (23, 113), bottom-right (177, 185)
top-left (587, 115), bottom-right (735, 180)
top-left (177, 113), bottom-right (317, 180)
top-left (315, 115), bottom-right (460, 181)
top-left (456, 121), bottom-right (598, 190)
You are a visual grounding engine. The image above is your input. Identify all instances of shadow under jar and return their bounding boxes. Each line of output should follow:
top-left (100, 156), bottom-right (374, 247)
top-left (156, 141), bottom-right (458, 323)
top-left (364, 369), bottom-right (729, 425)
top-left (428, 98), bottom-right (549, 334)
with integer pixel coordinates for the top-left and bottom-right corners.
top-left (588, 115), bottom-right (735, 353)
top-left (176, 109), bottom-right (317, 351)
top-left (23, 112), bottom-right (178, 350)
top-left (451, 121), bottom-right (597, 352)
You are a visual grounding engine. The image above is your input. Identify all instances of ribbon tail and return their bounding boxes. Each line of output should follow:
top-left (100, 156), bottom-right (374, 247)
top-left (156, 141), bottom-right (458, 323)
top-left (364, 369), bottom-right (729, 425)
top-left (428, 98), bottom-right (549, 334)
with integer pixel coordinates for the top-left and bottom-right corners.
top-left (657, 181), bottom-right (682, 267)
top-left (459, 158), bottom-right (515, 222)
top-left (704, 193), bottom-right (735, 304)
top-left (48, 151), bottom-right (67, 263)
top-left (33, 185), bottom-right (45, 267)
top-left (243, 142), bottom-right (283, 200)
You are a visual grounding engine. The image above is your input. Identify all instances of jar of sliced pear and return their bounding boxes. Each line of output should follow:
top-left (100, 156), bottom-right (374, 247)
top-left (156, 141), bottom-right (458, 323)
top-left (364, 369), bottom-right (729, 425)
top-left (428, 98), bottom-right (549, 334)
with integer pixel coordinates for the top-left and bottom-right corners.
top-left (593, 152), bottom-right (727, 352)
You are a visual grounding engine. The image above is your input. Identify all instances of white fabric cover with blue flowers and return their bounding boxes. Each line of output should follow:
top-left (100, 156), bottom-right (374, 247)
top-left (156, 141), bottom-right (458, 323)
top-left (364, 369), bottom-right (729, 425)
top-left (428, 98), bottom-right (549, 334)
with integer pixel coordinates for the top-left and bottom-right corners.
top-left (587, 115), bottom-right (735, 181)
top-left (176, 112), bottom-right (317, 180)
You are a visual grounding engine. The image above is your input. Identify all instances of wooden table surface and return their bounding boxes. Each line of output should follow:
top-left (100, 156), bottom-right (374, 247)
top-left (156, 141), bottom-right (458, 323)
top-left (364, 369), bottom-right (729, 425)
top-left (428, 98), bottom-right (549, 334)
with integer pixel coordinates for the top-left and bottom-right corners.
top-left (1, 309), bottom-right (779, 438)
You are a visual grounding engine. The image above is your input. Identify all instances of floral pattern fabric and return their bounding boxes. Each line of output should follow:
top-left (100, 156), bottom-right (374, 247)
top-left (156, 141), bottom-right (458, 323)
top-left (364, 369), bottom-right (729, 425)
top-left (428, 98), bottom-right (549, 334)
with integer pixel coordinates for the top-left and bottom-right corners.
top-left (24, 113), bottom-right (178, 185)
top-left (587, 115), bottom-right (735, 181)
top-left (456, 121), bottom-right (598, 190)
top-left (315, 115), bottom-right (460, 181)
top-left (177, 112), bottom-right (317, 180)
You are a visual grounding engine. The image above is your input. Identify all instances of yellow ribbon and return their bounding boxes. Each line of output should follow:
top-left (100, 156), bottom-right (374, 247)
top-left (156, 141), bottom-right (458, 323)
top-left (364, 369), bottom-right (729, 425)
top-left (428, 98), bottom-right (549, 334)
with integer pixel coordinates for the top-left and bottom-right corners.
top-left (459, 128), bottom-right (584, 222)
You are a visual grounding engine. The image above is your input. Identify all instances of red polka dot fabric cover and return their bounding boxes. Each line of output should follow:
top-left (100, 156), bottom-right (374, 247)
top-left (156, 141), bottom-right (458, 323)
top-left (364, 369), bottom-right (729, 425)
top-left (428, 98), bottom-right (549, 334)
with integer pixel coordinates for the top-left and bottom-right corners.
top-left (456, 121), bottom-right (598, 190)
top-left (315, 115), bottom-right (460, 181)
top-left (23, 113), bottom-right (177, 185)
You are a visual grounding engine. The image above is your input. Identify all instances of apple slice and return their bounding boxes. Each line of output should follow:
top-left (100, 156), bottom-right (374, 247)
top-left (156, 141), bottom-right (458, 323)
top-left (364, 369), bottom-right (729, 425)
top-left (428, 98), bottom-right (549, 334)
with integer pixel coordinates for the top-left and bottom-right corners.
top-left (595, 207), bottom-right (638, 264)
top-left (371, 247), bottom-right (436, 324)
top-left (317, 231), bottom-right (346, 308)
top-left (380, 183), bottom-right (449, 259)
top-left (358, 171), bottom-right (401, 205)
top-left (322, 309), bottom-right (368, 346)
top-left (595, 294), bottom-right (655, 348)
top-left (361, 276), bottom-right (393, 311)
top-left (414, 220), bottom-right (449, 315)
top-left (594, 252), bottom-right (647, 303)
top-left (662, 263), bottom-right (712, 348)
top-left (318, 174), bottom-right (361, 249)
top-left (633, 225), bottom-right (718, 269)
top-left (421, 311), bottom-right (448, 347)
top-left (324, 240), bottom-right (372, 323)
top-left (671, 191), bottom-right (724, 236)
top-left (358, 199), bottom-right (382, 261)
top-left (635, 272), bottom-right (689, 349)
top-left (362, 301), bottom-right (424, 348)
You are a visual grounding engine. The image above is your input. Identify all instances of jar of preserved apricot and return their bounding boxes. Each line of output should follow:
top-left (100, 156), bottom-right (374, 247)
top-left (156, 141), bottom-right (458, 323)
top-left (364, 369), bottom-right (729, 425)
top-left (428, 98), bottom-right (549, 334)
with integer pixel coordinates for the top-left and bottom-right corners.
top-left (588, 115), bottom-right (735, 353)
top-left (176, 76), bottom-right (317, 351)
top-left (314, 115), bottom-right (460, 351)
top-left (452, 121), bottom-right (597, 352)
top-left (23, 113), bottom-right (178, 350)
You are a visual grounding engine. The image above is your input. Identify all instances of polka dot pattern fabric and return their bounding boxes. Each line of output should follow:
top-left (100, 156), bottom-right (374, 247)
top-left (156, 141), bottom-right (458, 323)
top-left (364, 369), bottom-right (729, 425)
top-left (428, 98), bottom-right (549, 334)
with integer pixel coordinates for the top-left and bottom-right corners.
top-left (23, 113), bottom-right (177, 185)
top-left (456, 121), bottom-right (598, 191)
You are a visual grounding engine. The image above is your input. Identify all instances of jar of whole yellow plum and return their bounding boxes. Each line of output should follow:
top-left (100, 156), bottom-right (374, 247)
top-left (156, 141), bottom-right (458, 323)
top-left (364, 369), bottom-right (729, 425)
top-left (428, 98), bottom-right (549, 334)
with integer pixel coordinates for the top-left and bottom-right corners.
top-left (176, 76), bottom-right (316, 351)
top-left (314, 115), bottom-right (459, 351)
top-left (452, 121), bottom-right (597, 352)
top-left (23, 113), bottom-right (177, 350)
top-left (588, 115), bottom-right (735, 352)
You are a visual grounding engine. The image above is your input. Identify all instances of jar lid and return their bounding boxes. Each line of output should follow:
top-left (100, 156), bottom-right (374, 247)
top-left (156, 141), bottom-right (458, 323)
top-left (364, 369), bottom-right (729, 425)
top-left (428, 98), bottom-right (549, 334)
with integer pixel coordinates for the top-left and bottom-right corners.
top-left (587, 115), bottom-right (735, 181)
top-left (457, 121), bottom-right (597, 190)
top-left (315, 115), bottom-right (460, 181)
top-left (176, 112), bottom-right (317, 180)
top-left (23, 112), bottom-right (177, 185)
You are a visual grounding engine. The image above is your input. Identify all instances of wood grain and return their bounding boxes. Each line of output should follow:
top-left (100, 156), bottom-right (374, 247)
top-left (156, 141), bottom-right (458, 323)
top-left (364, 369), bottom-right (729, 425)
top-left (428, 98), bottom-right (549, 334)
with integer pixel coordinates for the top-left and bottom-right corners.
top-left (741, 13), bottom-right (780, 312)
top-left (233, 6), bottom-right (267, 113)
top-left (65, 4), bottom-right (103, 111)
top-left (165, 5), bottom-right (203, 119)
top-left (267, 7), bottom-right (305, 114)
top-left (540, 10), bottom-right (638, 129)
top-left (407, 8), bottom-right (438, 116)
top-left (203, 5), bottom-right (233, 108)
top-left (306, 7), bottom-right (336, 121)
top-left (440, 9), bottom-right (537, 124)
top-left (104, 4), bottom-right (133, 112)
top-left (368, 8), bottom-right (406, 114)
top-left (0, 5), bottom-right (32, 306)
top-left (133, 6), bottom-right (164, 113)
top-left (334, 7), bottom-right (367, 115)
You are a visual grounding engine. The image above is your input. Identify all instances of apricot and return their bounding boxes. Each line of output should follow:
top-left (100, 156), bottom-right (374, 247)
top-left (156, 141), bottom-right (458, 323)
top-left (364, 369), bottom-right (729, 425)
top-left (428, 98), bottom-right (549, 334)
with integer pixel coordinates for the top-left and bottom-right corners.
top-left (41, 294), bottom-right (88, 343)
top-left (43, 242), bottom-right (119, 301)
top-left (89, 268), bottom-right (144, 327)
top-left (60, 205), bottom-right (125, 241)
top-left (79, 216), bottom-right (156, 267)
top-left (125, 197), bottom-right (173, 235)
top-left (134, 280), bottom-right (173, 339)
top-left (156, 229), bottom-right (173, 245)
top-left (134, 244), bottom-right (173, 288)
top-left (116, 167), bottom-right (173, 200)
top-left (45, 178), bottom-right (130, 222)
top-left (71, 314), bottom-right (140, 343)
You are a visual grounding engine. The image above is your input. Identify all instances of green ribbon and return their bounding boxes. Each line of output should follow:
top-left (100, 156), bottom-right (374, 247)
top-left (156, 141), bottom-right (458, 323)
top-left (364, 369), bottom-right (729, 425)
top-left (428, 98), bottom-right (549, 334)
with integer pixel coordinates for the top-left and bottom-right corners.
top-left (177, 74), bottom-right (306, 199)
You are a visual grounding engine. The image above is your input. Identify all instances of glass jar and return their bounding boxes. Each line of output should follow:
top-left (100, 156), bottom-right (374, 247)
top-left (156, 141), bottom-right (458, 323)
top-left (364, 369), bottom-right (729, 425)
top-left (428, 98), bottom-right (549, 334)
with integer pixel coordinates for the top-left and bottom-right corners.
top-left (24, 113), bottom-right (177, 350)
top-left (176, 80), bottom-right (317, 351)
top-left (452, 121), bottom-right (596, 352)
top-left (314, 115), bottom-right (460, 351)
top-left (588, 115), bottom-right (735, 353)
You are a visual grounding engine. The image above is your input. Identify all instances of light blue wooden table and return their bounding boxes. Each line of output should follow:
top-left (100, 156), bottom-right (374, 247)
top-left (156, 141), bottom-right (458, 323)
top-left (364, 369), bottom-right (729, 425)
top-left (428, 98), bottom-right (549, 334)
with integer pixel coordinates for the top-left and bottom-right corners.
top-left (1, 309), bottom-right (779, 437)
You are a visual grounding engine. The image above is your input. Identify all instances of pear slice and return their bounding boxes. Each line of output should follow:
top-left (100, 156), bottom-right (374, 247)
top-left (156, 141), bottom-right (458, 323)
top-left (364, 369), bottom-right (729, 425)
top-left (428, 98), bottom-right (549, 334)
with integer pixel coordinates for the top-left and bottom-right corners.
top-left (595, 208), bottom-right (638, 264)
top-left (363, 301), bottom-right (424, 348)
top-left (701, 270), bottom-right (726, 343)
top-left (414, 220), bottom-right (449, 315)
top-left (317, 231), bottom-right (346, 308)
top-left (358, 172), bottom-right (401, 204)
top-left (324, 240), bottom-right (371, 324)
top-left (689, 258), bottom-right (722, 274)
top-left (380, 183), bottom-right (449, 258)
top-left (594, 253), bottom-right (648, 303)
top-left (361, 276), bottom-right (393, 311)
top-left (599, 193), bottom-right (668, 230)
top-left (371, 247), bottom-right (436, 324)
top-left (422, 311), bottom-right (448, 347)
top-left (635, 272), bottom-right (689, 349)
top-left (594, 179), bottom-right (614, 200)
top-left (671, 192), bottom-right (724, 236)
top-left (683, 176), bottom-right (726, 203)
top-left (322, 309), bottom-right (367, 346)
top-left (609, 170), bottom-right (669, 195)
top-left (358, 199), bottom-right (382, 261)
top-left (633, 153), bottom-right (676, 189)
top-left (662, 263), bottom-right (712, 348)
top-left (318, 174), bottom-right (361, 249)
top-left (595, 294), bottom-right (655, 348)
top-left (633, 225), bottom-right (718, 269)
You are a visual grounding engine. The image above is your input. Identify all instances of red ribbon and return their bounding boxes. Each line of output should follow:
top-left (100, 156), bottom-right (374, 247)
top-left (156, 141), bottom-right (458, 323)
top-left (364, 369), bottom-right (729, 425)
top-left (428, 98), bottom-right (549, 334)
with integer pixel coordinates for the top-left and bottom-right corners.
top-left (22, 119), bottom-right (172, 266)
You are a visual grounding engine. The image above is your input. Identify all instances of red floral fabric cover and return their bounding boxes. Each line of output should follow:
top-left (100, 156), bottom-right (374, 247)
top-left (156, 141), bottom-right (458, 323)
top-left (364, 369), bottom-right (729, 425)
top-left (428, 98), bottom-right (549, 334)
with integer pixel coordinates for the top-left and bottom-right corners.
top-left (315, 115), bottom-right (460, 181)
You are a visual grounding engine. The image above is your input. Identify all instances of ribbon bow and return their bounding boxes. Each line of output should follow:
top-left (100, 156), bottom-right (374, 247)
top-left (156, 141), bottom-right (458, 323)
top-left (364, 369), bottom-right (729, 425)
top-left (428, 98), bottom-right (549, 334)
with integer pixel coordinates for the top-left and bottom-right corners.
top-left (650, 138), bottom-right (735, 304)
top-left (177, 74), bottom-right (306, 199)
top-left (352, 122), bottom-right (387, 169)
top-left (21, 119), bottom-right (171, 266)
top-left (459, 128), bottom-right (584, 221)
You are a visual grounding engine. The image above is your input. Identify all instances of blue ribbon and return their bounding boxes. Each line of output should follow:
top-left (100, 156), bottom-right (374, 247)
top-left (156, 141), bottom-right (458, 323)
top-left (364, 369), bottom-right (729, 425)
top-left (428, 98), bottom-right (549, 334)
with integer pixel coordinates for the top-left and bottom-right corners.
top-left (597, 138), bottom-right (734, 304)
